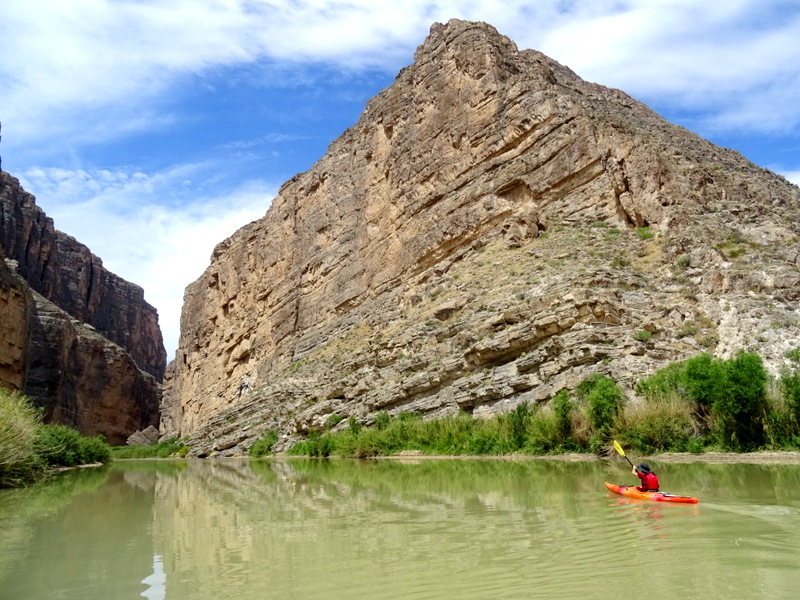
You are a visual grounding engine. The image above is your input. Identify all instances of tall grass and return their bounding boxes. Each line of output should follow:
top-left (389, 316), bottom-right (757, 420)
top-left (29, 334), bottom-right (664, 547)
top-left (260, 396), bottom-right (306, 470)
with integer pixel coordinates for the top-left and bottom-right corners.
top-left (1, 388), bottom-right (113, 487)
top-left (0, 388), bottom-right (44, 487)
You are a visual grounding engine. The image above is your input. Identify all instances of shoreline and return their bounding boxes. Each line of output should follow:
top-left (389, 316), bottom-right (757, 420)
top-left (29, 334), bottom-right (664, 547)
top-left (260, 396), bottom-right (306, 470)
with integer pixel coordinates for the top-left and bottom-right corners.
top-left (371, 450), bottom-right (800, 465)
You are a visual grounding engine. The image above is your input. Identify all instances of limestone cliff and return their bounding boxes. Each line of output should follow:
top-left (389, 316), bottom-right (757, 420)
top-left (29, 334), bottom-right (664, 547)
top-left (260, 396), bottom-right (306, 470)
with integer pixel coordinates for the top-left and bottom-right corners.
top-left (162, 20), bottom-right (800, 455)
top-left (1, 172), bottom-right (163, 444)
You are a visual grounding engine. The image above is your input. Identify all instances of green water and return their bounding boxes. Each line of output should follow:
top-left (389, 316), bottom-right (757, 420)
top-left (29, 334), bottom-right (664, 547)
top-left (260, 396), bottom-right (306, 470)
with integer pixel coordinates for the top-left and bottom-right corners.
top-left (1, 458), bottom-right (799, 600)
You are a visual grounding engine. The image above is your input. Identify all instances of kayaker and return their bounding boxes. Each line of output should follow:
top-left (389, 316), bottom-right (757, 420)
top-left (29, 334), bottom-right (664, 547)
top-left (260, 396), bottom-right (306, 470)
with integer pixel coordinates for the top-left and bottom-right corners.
top-left (632, 462), bottom-right (659, 492)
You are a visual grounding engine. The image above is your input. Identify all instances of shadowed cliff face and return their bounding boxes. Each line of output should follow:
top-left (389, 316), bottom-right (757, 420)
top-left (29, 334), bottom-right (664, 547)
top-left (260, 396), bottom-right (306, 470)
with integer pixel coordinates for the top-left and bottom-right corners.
top-left (0, 174), bottom-right (166, 381)
top-left (1, 172), bottom-right (163, 443)
top-left (162, 20), bottom-right (800, 453)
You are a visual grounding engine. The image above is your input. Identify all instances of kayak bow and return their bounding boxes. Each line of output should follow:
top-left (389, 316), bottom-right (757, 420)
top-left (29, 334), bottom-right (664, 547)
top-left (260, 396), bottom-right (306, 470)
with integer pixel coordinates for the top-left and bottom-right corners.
top-left (605, 481), bottom-right (699, 504)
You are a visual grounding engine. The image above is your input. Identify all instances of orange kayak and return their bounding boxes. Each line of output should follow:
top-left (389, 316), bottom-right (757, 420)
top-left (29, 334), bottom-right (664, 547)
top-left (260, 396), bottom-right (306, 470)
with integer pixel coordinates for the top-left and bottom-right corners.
top-left (605, 481), bottom-right (699, 504)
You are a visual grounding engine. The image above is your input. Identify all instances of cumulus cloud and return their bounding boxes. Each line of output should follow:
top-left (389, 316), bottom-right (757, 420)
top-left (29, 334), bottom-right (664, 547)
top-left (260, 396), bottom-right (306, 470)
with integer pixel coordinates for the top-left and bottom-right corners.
top-left (19, 166), bottom-right (272, 358)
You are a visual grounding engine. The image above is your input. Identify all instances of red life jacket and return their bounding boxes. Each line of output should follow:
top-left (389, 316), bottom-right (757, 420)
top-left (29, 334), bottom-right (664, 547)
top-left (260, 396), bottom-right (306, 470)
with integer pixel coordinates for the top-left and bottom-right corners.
top-left (636, 471), bottom-right (660, 491)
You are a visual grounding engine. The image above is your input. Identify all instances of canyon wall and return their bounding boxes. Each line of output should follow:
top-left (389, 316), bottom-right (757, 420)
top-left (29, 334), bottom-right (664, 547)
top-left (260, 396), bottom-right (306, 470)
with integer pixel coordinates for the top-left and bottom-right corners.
top-left (162, 20), bottom-right (800, 455)
top-left (1, 172), bottom-right (163, 444)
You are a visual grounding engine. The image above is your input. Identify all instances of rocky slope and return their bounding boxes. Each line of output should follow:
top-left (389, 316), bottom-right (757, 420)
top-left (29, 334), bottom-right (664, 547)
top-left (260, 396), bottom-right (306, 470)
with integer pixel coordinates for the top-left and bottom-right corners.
top-left (162, 20), bottom-right (800, 456)
top-left (1, 172), bottom-right (163, 444)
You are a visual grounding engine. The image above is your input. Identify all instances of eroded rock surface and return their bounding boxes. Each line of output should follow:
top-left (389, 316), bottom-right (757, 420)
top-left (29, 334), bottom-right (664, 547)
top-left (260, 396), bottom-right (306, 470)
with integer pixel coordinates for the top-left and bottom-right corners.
top-left (162, 20), bottom-right (800, 456)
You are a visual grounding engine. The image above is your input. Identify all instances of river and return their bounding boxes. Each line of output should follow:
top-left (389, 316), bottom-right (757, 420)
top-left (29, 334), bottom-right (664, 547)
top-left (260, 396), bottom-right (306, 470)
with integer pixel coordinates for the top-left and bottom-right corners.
top-left (1, 457), bottom-right (799, 599)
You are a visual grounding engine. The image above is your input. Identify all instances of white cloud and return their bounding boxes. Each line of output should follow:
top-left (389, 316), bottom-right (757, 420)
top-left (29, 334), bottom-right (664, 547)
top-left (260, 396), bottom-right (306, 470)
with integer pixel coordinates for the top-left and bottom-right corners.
top-left (4, 0), bottom-right (800, 362)
top-left (3, 0), bottom-right (798, 147)
top-left (19, 166), bottom-right (272, 359)
top-left (534, 1), bottom-right (800, 134)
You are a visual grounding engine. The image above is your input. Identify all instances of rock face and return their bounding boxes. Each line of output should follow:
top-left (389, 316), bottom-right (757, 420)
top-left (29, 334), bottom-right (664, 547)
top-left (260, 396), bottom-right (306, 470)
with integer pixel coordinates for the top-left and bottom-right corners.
top-left (162, 20), bottom-right (800, 455)
top-left (1, 172), bottom-right (163, 444)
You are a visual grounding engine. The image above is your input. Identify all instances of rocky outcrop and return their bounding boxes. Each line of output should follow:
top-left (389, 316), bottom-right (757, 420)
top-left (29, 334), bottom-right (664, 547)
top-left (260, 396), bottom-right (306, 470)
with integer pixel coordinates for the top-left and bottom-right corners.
top-left (162, 20), bottom-right (800, 455)
top-left (1, 172), bottom-right (163, 444)
top-left (0, 172), bottom-right (166, 380)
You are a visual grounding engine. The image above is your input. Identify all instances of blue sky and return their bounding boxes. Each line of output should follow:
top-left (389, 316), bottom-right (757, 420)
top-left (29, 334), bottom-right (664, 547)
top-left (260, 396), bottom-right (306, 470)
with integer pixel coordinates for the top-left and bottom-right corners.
top-left (2, 1), bottom-right (799, 361)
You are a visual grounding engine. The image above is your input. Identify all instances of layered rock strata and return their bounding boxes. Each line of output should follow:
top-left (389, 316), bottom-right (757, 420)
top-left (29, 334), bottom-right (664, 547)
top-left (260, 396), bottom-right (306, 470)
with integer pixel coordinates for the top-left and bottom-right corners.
top-left (162, 20), bottom-right (800, 455)
top-left (1, 172), bottom-right (163, 443)
top-left (0, 172), bottom-right (166, 380)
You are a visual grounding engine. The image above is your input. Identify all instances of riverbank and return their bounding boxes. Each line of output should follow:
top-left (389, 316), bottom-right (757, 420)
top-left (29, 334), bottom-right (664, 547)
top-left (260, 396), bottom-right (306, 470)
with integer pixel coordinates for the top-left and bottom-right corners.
top-left (371, 449), bottom-right (800, 464)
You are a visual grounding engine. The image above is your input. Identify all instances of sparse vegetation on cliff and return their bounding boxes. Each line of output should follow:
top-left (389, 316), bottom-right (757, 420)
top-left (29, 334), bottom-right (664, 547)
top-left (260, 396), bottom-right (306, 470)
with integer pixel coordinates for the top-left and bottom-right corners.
top-left (284, 348), bottom-right (800, 459)
top-left (1, 388), bottom-right (112, 487)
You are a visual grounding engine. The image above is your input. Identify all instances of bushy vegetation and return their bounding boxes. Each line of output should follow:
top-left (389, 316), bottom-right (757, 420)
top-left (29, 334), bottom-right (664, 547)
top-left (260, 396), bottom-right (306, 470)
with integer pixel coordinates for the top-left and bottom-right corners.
top-left (1, 388), bottom-right (112, 487)
top-left (34, 425), bottom-right (111, 467)
top-left (110, 437), bottom-right (189, 459)
top-left (249, 429), bottom-right (279, 457)
top-left (285, 347), bottom-right (800, 458)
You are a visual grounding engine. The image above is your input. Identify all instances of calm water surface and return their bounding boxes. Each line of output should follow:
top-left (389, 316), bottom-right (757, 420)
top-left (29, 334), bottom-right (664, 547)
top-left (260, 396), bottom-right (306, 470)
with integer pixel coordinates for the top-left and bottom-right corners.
top-left (1, 458), bottom-right (799, 599)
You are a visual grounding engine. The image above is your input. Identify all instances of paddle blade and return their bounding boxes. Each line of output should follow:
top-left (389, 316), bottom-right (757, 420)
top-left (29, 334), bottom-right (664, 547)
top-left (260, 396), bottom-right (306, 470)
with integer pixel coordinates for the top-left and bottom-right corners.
top-left (613, 440), bottom-right (635, 467)
top-left (613, 440), bottom-right (626, 457)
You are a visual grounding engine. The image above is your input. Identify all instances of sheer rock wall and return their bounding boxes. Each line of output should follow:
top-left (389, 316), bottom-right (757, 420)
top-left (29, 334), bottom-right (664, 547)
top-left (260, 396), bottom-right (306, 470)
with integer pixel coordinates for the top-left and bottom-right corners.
top-left (1, 172), bottom-right (163, 443)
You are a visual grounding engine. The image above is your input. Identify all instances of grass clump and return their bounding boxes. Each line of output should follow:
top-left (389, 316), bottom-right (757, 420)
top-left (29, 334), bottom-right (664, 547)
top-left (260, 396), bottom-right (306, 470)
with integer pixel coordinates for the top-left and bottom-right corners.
top-left (0, 388), bottom-right (44, 487)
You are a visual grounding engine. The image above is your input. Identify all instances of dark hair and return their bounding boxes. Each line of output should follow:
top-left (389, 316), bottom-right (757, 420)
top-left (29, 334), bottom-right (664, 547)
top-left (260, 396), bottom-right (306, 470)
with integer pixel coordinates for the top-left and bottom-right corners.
top-left (637, 462), bottom-right (652, 473)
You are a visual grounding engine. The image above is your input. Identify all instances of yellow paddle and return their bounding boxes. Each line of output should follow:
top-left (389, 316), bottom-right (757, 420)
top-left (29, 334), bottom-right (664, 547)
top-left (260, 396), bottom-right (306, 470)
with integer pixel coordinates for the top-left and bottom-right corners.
top-left (613, 439), bottom-right (635, 468)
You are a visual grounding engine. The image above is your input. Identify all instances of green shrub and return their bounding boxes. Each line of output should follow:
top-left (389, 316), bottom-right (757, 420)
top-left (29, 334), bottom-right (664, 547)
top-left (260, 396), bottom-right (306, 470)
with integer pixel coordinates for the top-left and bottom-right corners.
top-left (111, 437), bottom-right (188, 459)
top-left (552, 389), bottom-right (573, 443)
top-left (712, 351), bottom-right (767, 450)
top-left (780, 349), bottom-right (800, 423)
top-left (0, 388), bottom-right (44, 486)
top-left (325, 414), bottom-right (344, 430)
top-left (33, 424), bottom-right (110, 467)
top-left (582, 375), bottom-right (624, 434)
top-left (249, 430), bottom-right (279, 457)
top-left (683, 353), bottom-right (726, 408)
top-left (633, 330), bottom-right (653, 342)
top-left (347, 416), bottom-right (363, 435)
top-left (373, 411), bottom-right (391, 429)
top-left (636, 361), bottom-right (687, 400)
top-left (636, 227), bottom-right (655, 240)
top-left (499, 401), bottom-right (532, 451)
top-left (289, 430), bottom-right (336, 457)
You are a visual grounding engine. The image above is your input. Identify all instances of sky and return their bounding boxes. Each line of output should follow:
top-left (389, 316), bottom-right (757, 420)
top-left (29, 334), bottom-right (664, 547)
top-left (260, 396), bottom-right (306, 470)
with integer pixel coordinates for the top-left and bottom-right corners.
top-left (1, 0), bottom-right (799, 362)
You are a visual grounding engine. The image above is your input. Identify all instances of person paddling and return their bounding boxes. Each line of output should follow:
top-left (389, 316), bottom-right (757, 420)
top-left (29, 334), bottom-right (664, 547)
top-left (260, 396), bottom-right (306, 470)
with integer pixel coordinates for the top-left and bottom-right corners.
top-left (632, 462), bottom-right (659, 492)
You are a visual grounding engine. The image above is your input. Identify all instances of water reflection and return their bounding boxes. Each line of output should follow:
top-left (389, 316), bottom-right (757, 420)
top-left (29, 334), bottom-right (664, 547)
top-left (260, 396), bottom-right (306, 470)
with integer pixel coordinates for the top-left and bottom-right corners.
top-left (0, 458), bottom-right (799, 599)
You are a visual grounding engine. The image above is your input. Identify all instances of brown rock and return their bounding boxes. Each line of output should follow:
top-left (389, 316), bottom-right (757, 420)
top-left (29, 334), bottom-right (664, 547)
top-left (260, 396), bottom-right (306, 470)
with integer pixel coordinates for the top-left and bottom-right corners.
top-left (1, 172), bottom-right (163, 443)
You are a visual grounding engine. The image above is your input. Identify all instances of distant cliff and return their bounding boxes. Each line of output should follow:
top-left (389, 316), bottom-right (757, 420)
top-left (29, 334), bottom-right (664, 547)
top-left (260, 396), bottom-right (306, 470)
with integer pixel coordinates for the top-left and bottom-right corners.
top-left (162, 20), bottom-right (800, 455)
top-left (1, 171), bottom-right (163, 444)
